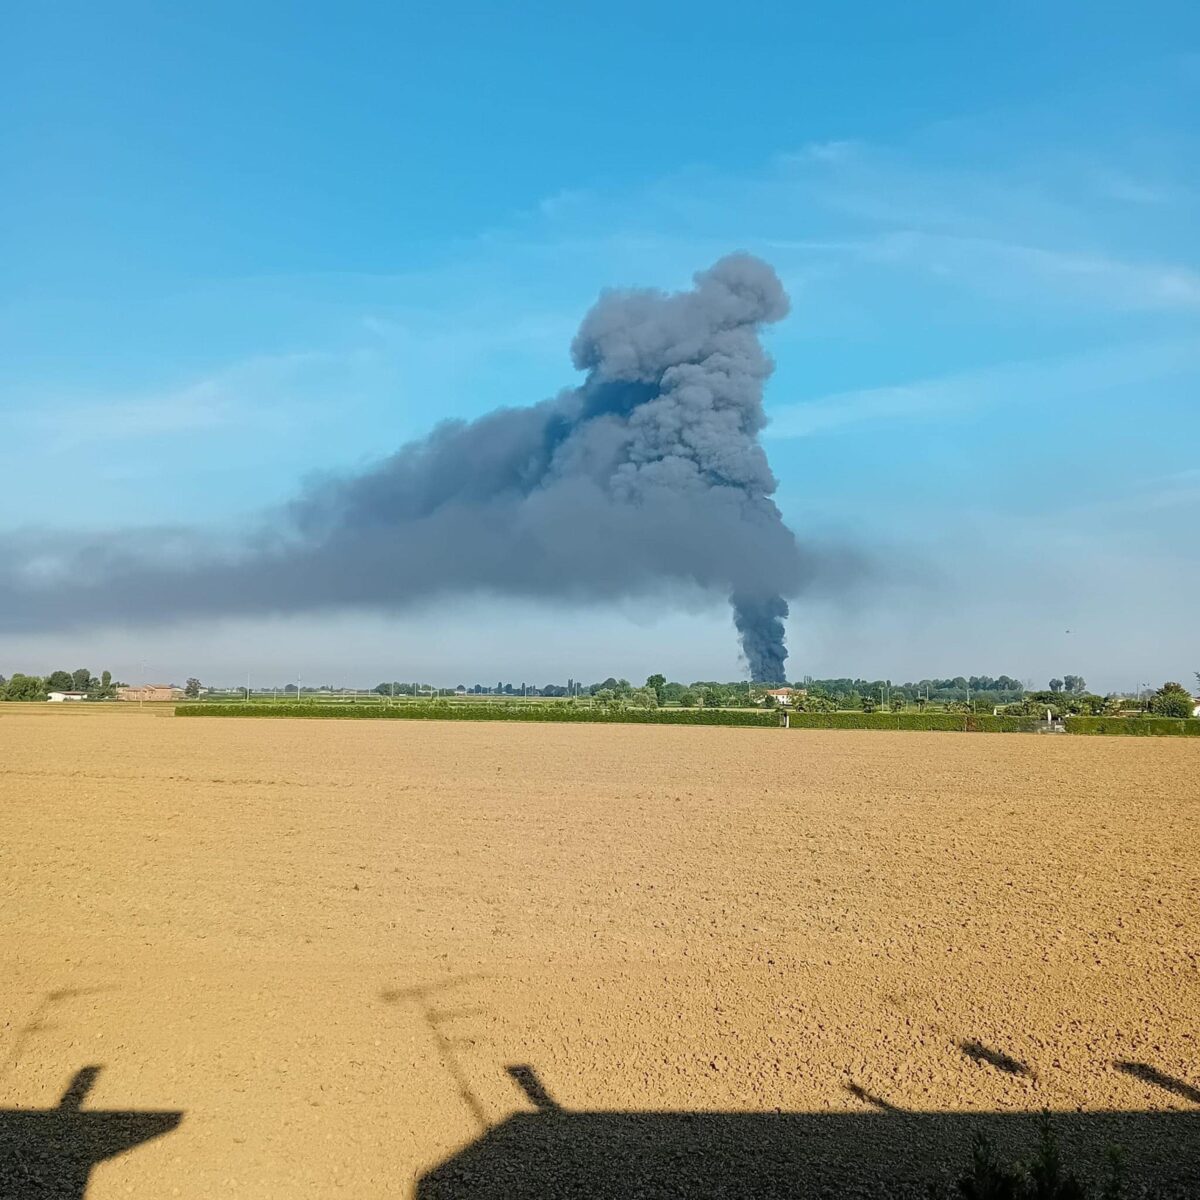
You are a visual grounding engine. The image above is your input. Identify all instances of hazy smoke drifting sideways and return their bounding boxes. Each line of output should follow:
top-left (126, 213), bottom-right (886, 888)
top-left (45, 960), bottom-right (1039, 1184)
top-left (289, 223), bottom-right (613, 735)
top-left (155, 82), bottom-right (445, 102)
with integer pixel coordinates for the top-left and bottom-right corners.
top-left (0, 255), bottom-right (806, 680)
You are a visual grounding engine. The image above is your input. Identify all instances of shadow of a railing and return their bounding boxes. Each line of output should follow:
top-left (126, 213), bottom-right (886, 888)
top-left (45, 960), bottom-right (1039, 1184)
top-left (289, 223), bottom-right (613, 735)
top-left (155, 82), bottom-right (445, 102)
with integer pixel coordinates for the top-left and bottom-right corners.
top-left (417, 1065), bottom-right (1200, 1199)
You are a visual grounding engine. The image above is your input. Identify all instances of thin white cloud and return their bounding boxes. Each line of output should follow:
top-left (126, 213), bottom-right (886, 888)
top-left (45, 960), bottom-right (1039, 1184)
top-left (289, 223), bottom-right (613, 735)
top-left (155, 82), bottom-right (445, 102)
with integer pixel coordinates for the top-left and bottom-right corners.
top-left (882, 232), bottom-right (1200, 310)
top-left (1093, 169), bottom-right (1177, 206)
top-left (1057, 467), bottom-right (1200, 519)
top-left (10, 352), bottom-right (330, 452)
top-left (768, 339), bottom-right (1200, 439)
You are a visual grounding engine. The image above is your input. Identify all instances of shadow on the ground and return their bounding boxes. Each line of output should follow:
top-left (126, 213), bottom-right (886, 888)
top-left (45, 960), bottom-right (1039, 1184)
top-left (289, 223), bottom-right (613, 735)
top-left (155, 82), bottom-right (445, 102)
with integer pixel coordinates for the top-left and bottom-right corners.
top-left (959, 1039), bottom-right (1030, 1076)
top-left (1115, 1061), bottom-right (1200, 1106)
top-left (416, 1064), bottom-right (1200, 1199)
top-left (0, 1065), bottom-right (182, 1199)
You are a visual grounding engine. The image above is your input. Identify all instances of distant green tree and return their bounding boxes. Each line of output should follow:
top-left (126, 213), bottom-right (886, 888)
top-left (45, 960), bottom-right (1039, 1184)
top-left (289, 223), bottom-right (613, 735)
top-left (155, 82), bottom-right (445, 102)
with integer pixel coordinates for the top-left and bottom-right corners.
top-left (861, 695), bottom-right (878, 714)
top-left (762, 693), bottom-right (777, 709)
top-left (890, 695), bottom-right (905, 712)
top-left (594, 688), bottom-right (616, 704)
top-left (184, 678), bottom-right (201, 698)
top-left (1151, 682), bottom-right (1193, 719)
top-left (1063, 674), bottom-right (1087, 695)
top-left (630, 687), bottom-right (658, 709)
top-left (71, 668), bottom-right (91, 692)
top-left (676, 688), bottom-right (698, 708)
top-left (46, 670), bottom-right (74, 691)
top-left (1048, 678), bottom-right (1064, 693)
top-left (4, 673), bottom-right (47, 701)
top-left (645, 673), bottom-right (666, 704)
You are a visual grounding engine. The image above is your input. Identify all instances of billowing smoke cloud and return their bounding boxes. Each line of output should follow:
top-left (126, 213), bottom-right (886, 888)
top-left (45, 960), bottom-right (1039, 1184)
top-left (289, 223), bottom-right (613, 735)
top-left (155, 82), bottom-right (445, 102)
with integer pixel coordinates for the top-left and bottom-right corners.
top-left (0, 255), bottom-right (807, 680)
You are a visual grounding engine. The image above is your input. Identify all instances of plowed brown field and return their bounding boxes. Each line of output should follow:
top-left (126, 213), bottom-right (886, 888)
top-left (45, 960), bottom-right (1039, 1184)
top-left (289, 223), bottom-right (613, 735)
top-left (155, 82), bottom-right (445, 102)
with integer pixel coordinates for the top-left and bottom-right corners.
top-left (2, 712), bottom-right (1198, 1197)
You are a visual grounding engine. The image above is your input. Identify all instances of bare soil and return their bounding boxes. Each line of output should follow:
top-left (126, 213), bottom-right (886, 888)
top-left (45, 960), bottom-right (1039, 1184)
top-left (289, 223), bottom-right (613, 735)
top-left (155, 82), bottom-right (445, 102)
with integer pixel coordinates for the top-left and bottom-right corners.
top-left (1, 713), bottom-right (1197, 1197)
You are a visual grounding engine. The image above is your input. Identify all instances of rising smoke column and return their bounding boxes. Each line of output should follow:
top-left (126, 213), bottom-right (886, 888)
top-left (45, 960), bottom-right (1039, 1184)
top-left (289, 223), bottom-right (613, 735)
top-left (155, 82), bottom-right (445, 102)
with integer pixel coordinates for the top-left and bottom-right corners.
top-left (0, 255), bottom-right (804, 680)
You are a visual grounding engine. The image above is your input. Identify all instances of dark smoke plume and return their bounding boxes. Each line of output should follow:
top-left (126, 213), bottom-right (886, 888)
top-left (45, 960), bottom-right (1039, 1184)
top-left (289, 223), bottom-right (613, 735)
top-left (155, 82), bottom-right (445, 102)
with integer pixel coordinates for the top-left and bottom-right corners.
top-left (0, 255), bottom-right (805, 680)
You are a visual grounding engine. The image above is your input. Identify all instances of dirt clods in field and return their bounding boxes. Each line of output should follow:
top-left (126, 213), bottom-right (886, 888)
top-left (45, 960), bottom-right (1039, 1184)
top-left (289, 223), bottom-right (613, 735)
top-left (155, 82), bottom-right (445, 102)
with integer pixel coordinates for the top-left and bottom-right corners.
top-left (2, 715), bottom-right (1197, 1196)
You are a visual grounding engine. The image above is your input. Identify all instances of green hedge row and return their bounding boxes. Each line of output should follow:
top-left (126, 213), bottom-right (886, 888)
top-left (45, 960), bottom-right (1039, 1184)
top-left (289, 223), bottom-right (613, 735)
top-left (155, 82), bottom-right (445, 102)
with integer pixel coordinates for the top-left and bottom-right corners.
top-left (175, 703), bottom-right (776, 728)
top-left (1063, 716), bottom-right (1200, 736)
top-left (782, 712), bottom-right (1041, 732)
top-left (174, 704), bottom-right (1200, 736)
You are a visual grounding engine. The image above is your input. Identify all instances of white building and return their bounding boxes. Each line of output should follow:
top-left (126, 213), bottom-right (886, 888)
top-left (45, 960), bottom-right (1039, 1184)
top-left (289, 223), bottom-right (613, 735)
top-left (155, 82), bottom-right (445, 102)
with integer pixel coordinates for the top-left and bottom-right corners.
top-left (47, 691), bottom-right (88, 702)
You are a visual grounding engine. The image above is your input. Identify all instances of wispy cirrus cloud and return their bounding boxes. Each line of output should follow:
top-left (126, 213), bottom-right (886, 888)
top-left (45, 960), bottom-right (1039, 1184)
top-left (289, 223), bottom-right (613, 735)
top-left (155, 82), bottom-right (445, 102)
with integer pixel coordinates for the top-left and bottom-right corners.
top-left (836, 231), bottom-right (1200, 311)
top-left (768, 338), bottom-right (1200, 439)
top-left (7, 352), bottom-right (331, 452)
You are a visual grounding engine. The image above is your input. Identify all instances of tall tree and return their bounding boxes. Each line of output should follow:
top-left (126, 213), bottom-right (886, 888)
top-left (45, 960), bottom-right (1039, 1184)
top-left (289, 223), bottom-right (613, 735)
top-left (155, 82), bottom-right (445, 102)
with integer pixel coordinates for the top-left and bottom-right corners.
top-left (47, 670), bottom-right (74, 691)
top-left (184, 678), bottom-right (201, 698)
top-left (1151, 682), bottom-right (1193, 719)
top-left (72, 667), bottom-right (91, 692)
top-left (645, 673), bottom-right (666, 704)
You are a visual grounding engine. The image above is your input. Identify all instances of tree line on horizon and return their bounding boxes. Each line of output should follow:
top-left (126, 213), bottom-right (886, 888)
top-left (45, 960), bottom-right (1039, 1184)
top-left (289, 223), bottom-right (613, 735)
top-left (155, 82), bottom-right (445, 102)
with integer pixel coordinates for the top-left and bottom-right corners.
top-left (372, 673), bottom-right (1077, 705)
top-left (4, 669), bottom-right (1195, 716)
top-left (0, 667), bottom-right (123, 701)
top-left (357, 673), bottom-right (1197, 717)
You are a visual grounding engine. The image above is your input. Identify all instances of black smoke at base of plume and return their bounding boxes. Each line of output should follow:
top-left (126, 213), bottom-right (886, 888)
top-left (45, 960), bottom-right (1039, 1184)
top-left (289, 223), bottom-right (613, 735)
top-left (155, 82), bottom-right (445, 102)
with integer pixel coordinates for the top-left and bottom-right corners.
top-left (0, 254), bottom-right (807, 681)
top-left (731, 592), bottom-right (790, 686)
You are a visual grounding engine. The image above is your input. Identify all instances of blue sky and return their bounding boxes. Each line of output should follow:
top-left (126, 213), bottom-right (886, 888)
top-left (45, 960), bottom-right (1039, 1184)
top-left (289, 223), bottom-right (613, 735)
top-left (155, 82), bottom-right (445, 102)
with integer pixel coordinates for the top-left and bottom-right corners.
top-left (2, 2), bottom-right (1197, 689)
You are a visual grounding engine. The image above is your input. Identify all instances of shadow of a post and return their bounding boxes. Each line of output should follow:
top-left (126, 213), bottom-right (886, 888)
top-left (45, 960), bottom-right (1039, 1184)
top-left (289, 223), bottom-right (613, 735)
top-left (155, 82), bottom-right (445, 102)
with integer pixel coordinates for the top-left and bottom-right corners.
top-left (0, 1066), bottom-right (182, 1199)
top-left (417, 1065), bottom-right (1200, 1199)
top-left (1115, 1061), bottom-right (1200, 1106)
